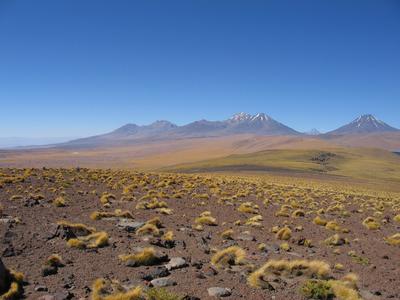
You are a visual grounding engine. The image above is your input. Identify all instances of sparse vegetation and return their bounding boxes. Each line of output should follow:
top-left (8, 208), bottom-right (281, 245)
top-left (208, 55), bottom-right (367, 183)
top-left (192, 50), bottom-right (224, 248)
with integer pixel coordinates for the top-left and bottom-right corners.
top-left (1, 167), bottom-right (399, 299)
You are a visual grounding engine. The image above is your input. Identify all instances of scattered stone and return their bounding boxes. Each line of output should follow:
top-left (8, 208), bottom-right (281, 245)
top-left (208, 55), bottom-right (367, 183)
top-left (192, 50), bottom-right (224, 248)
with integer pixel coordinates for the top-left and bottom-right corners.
top-left (0, 217), bottom-right (14, 224)
top-left (0, 258), bottom-right (11, 294)
top-left (38, 295), bottom-right (56, 300)
top-left (204, 266), bottom-right (218, 276)
top-left (117, 220), bottom-right (145, 233)
top-left (150, 277), bottom-right (177, 287)
top-left (207, 287), bottom-right (232, 297)
top-left (141, 267), bottom-right (170, 281)
top-left (237, 233), bottom-right (256, 242)
top-left (165, 257), bottom-right (187, 270)
top-left (2, 244), bottom-right (17, 257)
top-left (42, 265), bottom-right (58, 277)
top-left (359, 290), bottom-right (381, 300)
top-left (35, 285), bottom-right (48, 292)
top-left (24, 198), bottom-right (40, 207)
top-left (53, 291), bottom-right (74, 300)
top-left (182, 296), bottom-right (200, 300)
top-left (150, 238), bottom-right (175, 249)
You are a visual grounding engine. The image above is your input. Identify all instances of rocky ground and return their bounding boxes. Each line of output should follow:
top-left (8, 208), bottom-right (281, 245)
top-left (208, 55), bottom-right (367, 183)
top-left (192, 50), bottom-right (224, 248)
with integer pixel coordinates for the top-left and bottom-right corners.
top-left (0, 168), bottom-right (399, 299)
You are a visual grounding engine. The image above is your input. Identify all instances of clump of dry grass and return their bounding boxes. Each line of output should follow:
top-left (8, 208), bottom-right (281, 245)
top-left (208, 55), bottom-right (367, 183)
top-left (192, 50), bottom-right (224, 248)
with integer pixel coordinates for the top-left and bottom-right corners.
top-left (291, 209), bottom-right (305, 218)
top-left (100, 192), bottom-right (116, 206)
top-left (136, 223), bottom-right (161, 237)
top-left (362, 217), bottom-right (380, 230)
top-left (0, 268), bottom-right (24, 300)
top-left (245, 215), bottom-right (263, 228)
top-left (90, 209), bottom-right (134, 220)
top-left (136, 198), bottom-right (168, 210)
top-left (53, 196), bottom-right (66, 207)
top-left (325, 234), bottom-right (347, 246)
top-left (46, 254), bottom-right (64, 268)
top-left (119, 247), bottom-right (166, 267)
top-left (313, 216), bottom-right (328, 226)
top-left (301, 274), bottom-right (361, 300)
top-left (57, 221), bottom-right (96, 236)
top-left (325, 220), bottom-right (340, 231)
top-left (91, 278), bottom-right (143, 300)
top-left (237, 202), bottom-right (259, 214)
top-left (275, 227), bottom-right (292, 240)
top-left (248, 259), bottom-right (331, 289)
top-left (384, 233), bottom-right (400, 246)
top-left (195, 211), bottom-right (217, 226)
top-left (67, 231), bottom-right (109, 249)
top-left (275, 205), bottom-right (291, 217)
top-left (220, 229), bottom-right (234, 240)
top-left (211, 246), bottom-right (246, 268)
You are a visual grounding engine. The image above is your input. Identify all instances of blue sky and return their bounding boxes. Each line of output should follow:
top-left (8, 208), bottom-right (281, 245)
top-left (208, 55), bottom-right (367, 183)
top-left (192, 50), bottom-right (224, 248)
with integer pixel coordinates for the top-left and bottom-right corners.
top-left (0, 0), bottom-right (399, 138)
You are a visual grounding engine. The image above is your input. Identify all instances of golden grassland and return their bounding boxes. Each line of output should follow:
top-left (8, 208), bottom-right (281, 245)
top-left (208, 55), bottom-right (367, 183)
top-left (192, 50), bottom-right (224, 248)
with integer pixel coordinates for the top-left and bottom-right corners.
top-left (166, 147), bottom-right (400, 186)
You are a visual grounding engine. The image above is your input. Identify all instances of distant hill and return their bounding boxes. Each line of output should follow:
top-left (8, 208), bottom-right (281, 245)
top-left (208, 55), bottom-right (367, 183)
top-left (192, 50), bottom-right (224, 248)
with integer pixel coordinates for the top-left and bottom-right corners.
top-left (327, 114), bottom-right (399, 135)
top-left (63, 113), bottom-right (300, 148)
top-left (0, 137), bottom-right (78, 149)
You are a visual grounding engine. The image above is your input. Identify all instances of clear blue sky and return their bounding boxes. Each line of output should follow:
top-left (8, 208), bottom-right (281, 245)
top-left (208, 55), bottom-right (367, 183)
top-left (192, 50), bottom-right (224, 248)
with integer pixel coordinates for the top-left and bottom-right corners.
top-left (1, 0), bottom-right (399, 137)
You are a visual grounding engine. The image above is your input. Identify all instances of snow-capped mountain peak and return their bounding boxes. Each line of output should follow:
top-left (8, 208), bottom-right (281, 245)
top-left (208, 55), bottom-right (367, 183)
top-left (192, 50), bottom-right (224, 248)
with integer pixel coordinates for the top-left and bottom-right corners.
top-left (351, 114), bottom-right (384, 128)
top-left (328, 114), bottom-right (398, 135)
top-left (251, 113), bottom-right (270, 122)
top-left (229, 112), bottom-right (271, 123)
top-left (229, 112), bottom-right (252, 122)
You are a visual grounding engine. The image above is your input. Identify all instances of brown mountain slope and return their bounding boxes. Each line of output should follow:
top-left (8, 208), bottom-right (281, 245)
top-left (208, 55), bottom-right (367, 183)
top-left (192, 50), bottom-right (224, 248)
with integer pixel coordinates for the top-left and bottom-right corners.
top-left (323, 132), bottom-right (400, 150)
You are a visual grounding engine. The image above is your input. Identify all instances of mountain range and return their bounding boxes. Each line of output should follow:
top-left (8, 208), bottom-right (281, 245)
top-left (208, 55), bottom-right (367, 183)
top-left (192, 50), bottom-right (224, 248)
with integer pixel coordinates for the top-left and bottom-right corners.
top-left (61, 113), bottom-right (398, 148)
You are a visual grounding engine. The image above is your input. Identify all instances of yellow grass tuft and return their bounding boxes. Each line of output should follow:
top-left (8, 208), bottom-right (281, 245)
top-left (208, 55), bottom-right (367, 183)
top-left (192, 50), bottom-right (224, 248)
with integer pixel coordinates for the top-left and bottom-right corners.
top-left (248, 259), bottom-right (331, 289)
top-left (118, 247), bottom-right (163, 267)
top-left (136, 223), bottom-right (160, 237)
top-left (53, 196), bottom-right (66, 207)
top-left (220, 229), bottom-right (234, 240)
top-left (384, 233), bottom-right (400, 246)
top-left (291, 209), bottom-right (305, 218)
top-left (211, 246), bottom-right (246, 268)
top-left (46, 254), bottom-right (63, 267)
top-left (313, 216), bottom-right (328, 226)
top-left (362, 217), bottom-right (380, 230)
top-left (275, 227), bottom-right (292, 240)
top-left (237, 202), bottom-right (258, 214)
top-left (91, 278), bottom-right (143, 300)
top-left (394, 214), bottom-right (400, 223)
top-left (68, 231), bottom-right (109, 249)
top-left (195, 212), bottom-right (217, 226)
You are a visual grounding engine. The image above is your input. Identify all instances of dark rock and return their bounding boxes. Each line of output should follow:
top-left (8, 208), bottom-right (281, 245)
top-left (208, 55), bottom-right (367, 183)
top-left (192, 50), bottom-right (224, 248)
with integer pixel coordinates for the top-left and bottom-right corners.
top-left (141, 267), bottom-right (170, 281)
top-left (35, 285), bottom-right (48, 292)
top-left (42, 265), bottom-right (58, 277)
top-left (182, 296), bottom-right (201, 300)
top-left (0, 258), bottom-right (11, 294)
top-left (2, 245), bottom-right (17, 257)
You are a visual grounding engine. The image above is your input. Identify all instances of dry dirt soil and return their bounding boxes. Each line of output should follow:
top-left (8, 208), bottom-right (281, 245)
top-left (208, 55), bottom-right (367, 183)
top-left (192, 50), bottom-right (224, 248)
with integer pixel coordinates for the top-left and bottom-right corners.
top-left (0, 168), bottom-right (399, 300)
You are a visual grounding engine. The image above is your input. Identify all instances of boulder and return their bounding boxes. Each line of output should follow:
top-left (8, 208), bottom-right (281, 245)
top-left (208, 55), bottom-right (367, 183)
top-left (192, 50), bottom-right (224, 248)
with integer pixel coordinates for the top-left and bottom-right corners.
top-left (0, 258), bottom-right (11, 294)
